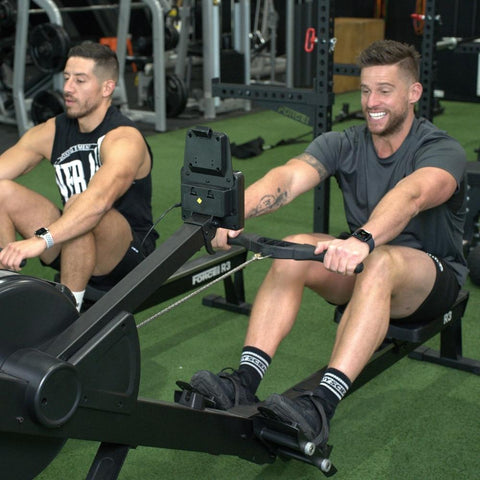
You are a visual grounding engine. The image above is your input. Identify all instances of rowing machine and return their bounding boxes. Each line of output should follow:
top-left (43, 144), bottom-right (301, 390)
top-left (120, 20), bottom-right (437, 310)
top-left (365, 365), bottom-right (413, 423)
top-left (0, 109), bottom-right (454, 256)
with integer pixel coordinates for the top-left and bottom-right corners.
top-left (0, 126), bottom-right (335, 479)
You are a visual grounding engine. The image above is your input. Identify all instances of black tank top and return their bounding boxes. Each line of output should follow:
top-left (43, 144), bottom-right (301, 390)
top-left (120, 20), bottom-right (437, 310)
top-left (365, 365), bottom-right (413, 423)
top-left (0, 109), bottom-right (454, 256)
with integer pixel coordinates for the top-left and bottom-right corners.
top-left (51, 106), bottom-right (158, 252)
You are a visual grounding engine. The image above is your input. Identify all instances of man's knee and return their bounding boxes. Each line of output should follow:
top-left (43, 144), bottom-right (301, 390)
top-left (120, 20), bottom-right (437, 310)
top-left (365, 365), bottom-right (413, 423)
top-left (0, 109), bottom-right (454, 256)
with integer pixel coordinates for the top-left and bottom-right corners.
top-left (0, 179), bottom-right (21, 202)
top-left (360, 245), bottom-right (426, 289)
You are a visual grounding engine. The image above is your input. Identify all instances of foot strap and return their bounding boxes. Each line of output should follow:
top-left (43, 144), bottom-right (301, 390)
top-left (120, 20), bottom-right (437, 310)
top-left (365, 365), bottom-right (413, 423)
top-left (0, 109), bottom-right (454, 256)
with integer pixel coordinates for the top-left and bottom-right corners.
top-left (301, 391), bottom-right (330, 447)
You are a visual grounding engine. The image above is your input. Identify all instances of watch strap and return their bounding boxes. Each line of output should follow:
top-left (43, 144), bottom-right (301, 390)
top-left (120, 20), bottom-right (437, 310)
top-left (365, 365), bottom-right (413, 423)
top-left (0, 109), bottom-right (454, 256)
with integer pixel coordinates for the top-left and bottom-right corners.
top-left (351, 229), bottom-right (375, 253)
top-left (35, 228), bottom-right (55, 249)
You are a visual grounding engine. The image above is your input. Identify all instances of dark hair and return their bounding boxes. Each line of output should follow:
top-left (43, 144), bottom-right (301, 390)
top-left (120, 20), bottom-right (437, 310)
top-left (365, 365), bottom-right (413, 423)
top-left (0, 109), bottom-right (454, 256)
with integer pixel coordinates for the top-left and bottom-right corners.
top-left (357, 40), bottom-right (421, 82)
top-left (67, 42), bottom-right (119, 82)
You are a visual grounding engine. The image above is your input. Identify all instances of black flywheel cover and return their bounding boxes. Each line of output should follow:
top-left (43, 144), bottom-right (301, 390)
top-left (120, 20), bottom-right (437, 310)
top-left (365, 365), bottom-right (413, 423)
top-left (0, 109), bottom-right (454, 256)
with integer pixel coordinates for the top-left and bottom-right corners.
top-left (0, 271), bottom-right (78, 479)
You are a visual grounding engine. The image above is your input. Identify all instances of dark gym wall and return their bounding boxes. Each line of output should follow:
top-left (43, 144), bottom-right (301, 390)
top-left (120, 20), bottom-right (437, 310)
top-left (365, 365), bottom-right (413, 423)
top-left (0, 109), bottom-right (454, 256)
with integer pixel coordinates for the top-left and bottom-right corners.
top-left (435, 0), bottom-right (480, 102)
top-left (367, 0), bottom-right (480, 103)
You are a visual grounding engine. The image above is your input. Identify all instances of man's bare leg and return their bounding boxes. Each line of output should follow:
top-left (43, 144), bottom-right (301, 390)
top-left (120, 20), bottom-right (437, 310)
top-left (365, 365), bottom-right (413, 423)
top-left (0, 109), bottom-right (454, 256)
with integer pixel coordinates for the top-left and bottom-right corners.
top-left (329, 246), bottom-right (437, 381)
top-left (0, 180), bottom-right (62, 264)
top-left (245, 233), bottom-right (355, 357)
top-left (60, 203), bottom-right (133, 309)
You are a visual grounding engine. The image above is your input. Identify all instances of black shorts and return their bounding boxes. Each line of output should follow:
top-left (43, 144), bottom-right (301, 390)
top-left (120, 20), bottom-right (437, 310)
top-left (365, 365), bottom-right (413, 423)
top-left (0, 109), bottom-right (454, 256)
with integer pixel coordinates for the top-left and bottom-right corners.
top-left (42, 230), bottom-right (155, 291)
top-left (334, 252), bottom-right (460, 324)
top-left (399, 254), bottom-right (460, 323)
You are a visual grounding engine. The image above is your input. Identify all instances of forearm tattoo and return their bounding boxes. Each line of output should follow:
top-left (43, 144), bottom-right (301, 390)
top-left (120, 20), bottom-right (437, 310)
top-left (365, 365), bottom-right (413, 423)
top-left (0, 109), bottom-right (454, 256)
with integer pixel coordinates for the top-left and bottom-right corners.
top-left (297, 152), bottom-right (329, 181)
top-left (248, 188), bottom-right (288, 217)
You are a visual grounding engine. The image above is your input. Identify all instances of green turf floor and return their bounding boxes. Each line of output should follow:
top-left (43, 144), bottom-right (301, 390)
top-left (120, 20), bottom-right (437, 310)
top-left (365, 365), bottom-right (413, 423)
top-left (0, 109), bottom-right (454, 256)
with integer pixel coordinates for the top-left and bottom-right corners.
top-left (17, 92), bottom-right (480, 479)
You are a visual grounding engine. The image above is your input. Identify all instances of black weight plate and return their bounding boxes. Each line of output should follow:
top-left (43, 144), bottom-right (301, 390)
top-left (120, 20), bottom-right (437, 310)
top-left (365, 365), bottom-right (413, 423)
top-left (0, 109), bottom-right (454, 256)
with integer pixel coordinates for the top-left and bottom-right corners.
top-left (29, 23), bottom-right (70, 73)
top-left (0, 0), bottom-right (15, 33)
top-left (0, 272), bottom-right (78, 479)
top-left (164, 24), bottom-right (179, 51)
top-left (147, 73), bottom-right (188, 117)
top-left (165, 73), bottom-right (187, 117)
top-left (31, 89), bottom-right (65, 125)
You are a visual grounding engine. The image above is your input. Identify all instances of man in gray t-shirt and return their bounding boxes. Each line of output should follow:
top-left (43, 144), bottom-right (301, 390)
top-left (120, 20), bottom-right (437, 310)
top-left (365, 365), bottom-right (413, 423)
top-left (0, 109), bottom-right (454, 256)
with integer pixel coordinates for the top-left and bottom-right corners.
top-left (187, 40), bottom-right (468, 450)
top-left (305, 115), bottom-right (467, 285)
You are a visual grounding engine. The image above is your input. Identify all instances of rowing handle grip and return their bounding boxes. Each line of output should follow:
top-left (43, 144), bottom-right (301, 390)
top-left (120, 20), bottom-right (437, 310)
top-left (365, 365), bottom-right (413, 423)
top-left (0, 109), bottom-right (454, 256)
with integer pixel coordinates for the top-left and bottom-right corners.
top-left (228, 234), bottom-right (364, 274)
top-left (0, 248), bottom-right (27, 268)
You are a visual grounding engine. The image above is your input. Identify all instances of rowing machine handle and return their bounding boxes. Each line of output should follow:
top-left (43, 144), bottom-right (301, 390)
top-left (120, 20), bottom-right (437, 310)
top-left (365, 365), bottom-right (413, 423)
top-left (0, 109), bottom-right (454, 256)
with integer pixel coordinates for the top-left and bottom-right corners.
top-left (0, 248), bottom-right (27, 268)
top-left (228, 233), bottom-right (364, 274)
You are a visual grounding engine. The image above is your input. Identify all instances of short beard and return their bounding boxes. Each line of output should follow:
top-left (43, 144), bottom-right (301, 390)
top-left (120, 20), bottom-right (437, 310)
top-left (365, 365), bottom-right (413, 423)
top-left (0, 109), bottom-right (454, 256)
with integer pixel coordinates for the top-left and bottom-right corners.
top-left (378, 108), bottom-right (409, 137)
top-left (65, 98), bottom-right (100, 120)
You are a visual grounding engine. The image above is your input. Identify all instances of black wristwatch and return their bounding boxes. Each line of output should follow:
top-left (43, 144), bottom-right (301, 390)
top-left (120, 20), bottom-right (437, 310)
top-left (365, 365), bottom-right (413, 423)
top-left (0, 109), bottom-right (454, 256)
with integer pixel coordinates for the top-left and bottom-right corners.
top-left (351, 228), bottom-right (375, 253)
top-left (35, 227), bottom-right (55, 249)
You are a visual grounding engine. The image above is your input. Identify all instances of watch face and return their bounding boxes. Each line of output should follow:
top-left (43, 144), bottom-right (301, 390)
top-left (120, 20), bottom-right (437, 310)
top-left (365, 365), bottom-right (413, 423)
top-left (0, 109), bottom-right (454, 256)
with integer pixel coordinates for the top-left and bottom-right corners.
top-left (35, 227), bottom-right (48, 236)
top-left (353, 229), bottom-right (372, 242)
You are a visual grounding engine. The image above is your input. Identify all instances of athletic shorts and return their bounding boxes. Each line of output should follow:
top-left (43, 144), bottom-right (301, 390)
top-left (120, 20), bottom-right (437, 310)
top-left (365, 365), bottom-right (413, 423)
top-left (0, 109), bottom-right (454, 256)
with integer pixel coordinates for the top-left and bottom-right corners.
top-left (399, 253), bottom-right (460, 323)
top-left (334, 248), bottom-right (460, 324)
top-left (42, 230), bottom-right (156, 291)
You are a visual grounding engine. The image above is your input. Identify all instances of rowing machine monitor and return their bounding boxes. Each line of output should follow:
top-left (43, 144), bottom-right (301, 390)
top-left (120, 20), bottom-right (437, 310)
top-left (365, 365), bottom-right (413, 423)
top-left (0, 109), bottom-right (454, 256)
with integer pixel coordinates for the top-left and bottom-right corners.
top-left (181, 126), bottom-right (244, 231)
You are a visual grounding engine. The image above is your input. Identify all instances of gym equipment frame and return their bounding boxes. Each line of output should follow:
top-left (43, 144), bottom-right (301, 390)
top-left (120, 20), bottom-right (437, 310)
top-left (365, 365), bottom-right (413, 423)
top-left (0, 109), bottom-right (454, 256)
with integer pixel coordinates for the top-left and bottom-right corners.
top-left (1, 126), bottom-right (478, 480)
top-left (10, 0), bottom-right (168, 135)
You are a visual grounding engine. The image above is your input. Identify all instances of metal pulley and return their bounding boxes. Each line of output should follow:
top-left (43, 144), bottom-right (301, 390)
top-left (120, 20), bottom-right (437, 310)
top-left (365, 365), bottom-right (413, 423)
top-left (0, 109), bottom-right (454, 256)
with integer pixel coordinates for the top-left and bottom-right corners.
top-left (30, 89), bottom-right (65, 125)
top-left (29, 22), bottom-right (71, 73)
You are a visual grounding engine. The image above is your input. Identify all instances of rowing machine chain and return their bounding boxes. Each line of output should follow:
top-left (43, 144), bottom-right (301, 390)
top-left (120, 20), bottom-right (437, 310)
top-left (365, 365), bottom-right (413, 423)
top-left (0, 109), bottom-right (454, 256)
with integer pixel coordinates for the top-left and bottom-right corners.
top-left (136, 253), bottom-right (269, 329)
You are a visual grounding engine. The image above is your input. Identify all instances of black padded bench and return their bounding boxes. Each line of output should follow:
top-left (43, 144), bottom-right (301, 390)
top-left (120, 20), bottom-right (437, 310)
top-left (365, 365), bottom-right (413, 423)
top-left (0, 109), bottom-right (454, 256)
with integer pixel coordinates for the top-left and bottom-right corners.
top-left (387, 289), bottom-right (478, 373)
top-left (284, 289), bottom-right (478, 398)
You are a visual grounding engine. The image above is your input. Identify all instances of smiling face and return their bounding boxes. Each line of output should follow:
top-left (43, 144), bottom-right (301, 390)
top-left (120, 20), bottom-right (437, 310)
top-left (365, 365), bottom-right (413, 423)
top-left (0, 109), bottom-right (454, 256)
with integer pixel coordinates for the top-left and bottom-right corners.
top-left (360, 63), bottom-right (422, 139)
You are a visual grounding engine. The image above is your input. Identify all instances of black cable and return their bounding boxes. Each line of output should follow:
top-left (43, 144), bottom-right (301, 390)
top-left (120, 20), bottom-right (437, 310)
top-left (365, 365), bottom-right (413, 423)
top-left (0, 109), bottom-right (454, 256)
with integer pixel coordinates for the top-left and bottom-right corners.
top-left (139, 202), bottom-right (182, 252)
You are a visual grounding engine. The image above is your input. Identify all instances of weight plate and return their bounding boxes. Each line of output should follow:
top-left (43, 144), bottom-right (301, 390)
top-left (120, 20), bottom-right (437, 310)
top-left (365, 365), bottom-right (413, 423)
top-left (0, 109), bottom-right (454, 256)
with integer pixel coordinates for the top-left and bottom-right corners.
top-left (31, 89), bottom-right (65, 125)
top-left (0, 0), bottom-right (15, 33)
top-left (164, 24), bottom-right (179, 51)
top-left (166, 73), bottom-right (187, 117)
top-left (147, 73), bottom-right (188, 118)
top-left (29, 23), bottom-right (70, 73)
top-left (0, 273), bottom-right (78, 479)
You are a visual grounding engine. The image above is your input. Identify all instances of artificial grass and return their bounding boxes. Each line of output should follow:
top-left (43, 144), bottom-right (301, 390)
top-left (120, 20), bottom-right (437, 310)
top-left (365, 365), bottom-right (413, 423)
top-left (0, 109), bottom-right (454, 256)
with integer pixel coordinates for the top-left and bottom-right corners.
top-left (17, 93), bottom-right (480, 479)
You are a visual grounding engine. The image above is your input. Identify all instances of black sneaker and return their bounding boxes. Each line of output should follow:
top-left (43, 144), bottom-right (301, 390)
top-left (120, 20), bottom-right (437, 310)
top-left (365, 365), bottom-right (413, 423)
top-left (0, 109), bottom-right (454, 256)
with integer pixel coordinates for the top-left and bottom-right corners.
top-left (189, 368), bottom-right (259, 410)
top-left (260, 392), bottom-right (330, 446)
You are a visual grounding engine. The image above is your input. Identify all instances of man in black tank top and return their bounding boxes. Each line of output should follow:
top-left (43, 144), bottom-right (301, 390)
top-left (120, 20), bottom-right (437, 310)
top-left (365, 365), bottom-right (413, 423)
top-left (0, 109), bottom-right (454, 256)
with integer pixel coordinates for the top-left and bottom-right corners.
top-left (0, 43), bottom-right (158, 311)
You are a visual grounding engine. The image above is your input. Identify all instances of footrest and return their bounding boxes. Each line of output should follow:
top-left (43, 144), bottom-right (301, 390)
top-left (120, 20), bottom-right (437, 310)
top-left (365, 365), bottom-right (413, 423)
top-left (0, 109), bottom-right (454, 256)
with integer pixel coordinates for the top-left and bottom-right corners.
top-left (252, 414), bottom-right (336, 477)
top-left (174, 381), bottom-right (216, 410)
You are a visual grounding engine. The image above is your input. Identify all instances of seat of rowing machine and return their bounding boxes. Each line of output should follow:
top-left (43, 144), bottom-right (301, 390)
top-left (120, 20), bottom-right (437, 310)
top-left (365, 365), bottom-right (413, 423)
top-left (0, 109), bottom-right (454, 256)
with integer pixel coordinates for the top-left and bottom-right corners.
top-left (334, 289), bottom-right (469, 344)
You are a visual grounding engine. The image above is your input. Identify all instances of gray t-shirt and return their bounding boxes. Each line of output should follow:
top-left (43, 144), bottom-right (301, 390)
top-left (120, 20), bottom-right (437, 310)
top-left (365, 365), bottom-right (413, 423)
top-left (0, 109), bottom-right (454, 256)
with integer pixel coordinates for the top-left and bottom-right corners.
top-left (305, 117), bottom-right (468, 286)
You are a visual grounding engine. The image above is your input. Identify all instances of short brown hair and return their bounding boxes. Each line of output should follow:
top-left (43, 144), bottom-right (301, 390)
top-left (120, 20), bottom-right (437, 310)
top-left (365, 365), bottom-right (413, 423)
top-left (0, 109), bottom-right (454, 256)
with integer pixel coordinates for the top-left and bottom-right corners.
top-left (67, 42), bottom-right (119, 83)
top-left (357, 40), bottom-right (421, 82)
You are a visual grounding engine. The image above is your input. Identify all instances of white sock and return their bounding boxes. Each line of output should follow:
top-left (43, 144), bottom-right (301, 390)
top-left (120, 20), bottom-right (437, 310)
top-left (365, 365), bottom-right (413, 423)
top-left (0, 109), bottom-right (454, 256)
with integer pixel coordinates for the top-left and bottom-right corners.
top-left (71, 290), bottom-right (86, 312)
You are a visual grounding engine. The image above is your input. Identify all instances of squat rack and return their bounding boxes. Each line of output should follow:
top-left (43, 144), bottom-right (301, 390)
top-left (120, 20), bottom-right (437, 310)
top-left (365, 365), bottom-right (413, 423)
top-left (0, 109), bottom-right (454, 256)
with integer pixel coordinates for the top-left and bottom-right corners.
top-left (211, 0), bottom-right (459, 233)
top-left (212, 0), bottom-right (335, 234)
top-left (10, 0), bottom-right (169, 135)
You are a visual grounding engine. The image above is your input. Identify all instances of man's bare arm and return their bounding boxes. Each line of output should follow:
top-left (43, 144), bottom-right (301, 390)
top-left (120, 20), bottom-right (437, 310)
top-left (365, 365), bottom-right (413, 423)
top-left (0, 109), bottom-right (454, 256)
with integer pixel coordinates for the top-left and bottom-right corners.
top-left (0, 120), bottom-right (55, 180)
top-left (245, 153), bottom-right (328, 219)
